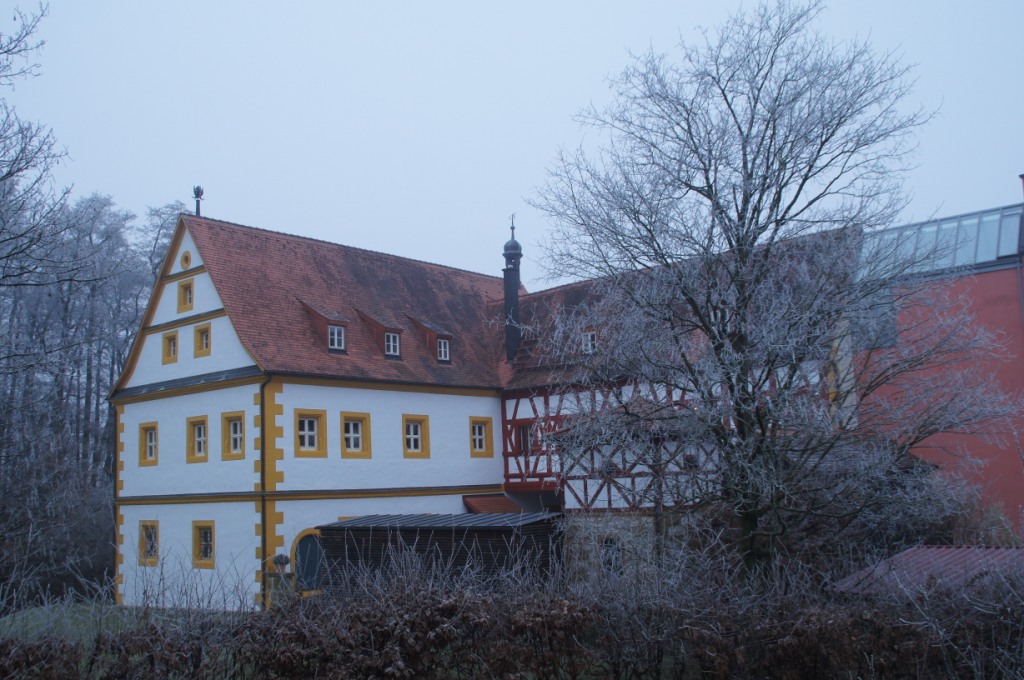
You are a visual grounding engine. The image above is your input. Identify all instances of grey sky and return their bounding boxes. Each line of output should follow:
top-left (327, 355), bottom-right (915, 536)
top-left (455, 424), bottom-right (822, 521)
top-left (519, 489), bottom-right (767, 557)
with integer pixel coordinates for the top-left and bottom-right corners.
top-left (13, 1), bottom-right (1024, 289)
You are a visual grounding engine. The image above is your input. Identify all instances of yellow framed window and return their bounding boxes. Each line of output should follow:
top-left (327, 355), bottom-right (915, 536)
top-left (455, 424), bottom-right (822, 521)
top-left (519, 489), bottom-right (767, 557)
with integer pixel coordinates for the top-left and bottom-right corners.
top-left (341, 412), bottom-right (372, 459)
top-left (186, 416), bottom-right (208, 463)
top-left (138, 521), bottom-right (159, 567)
top-left (221, 411), bottom-right (245, 460)
top-left (177, 279), bottom-right (194, 313)
top-left (469, 417), bottom-right (494, 457)
top-left (194, 323), bottom-right (212, 358)
top-left (177, 278), bottom-right (194, 313)
top-left (402, 414), bottom-right (430, 458)
top-left (138, 422), bottom-right (158, 467)
top-left (161, 331), bottom-right (178, 364)
top-left (295, 410), bottom-right (327, 457)
top-left (192, 521), bottom-right (215, 569)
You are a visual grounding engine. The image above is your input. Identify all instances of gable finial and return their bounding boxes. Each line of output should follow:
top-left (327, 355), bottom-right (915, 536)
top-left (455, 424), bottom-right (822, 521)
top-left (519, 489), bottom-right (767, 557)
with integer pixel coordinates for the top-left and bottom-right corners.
top-left (509, 212), bottom-right (516, 240)
top-left (193, 185), bottom-right (204, 217)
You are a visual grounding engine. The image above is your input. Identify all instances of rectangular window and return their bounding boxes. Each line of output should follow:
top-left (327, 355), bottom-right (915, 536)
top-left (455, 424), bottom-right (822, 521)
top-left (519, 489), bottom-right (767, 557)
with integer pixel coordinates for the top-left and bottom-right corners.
top-left (138, 422), bottom-right (158, 467)
top-left (402, 414), bottom-right (430, 458)
top-left (469, 417), bottom-right (494, 457)
top-left (384, 332), bottom-right (401, 356)
top-left (221, 411), bottom-right (245, 460)
top-left (582, 331), bottom-right (597, 354)
top-left (341, 412), bottom-right (372, 459)
top-left (162, 331), bottom-right (178, 364)
top-left (186, 416), bottom-right (208, 463)
top-left (138, 521), bottom-right (159, 567)
top-left (516, 423), bottom-right (532, 455)
top-left (177, 279), bottom-right (194, 313)
top-left (295, 410), bottom-right (327, 457)
top-left (437, 338), bottom-right (450, 361)
top-left (192, 521), bottom-right (215, 569)
top-left (194, 323), bottom-right (212, 358)
top-left (328, 325), bottom-right (346, 351)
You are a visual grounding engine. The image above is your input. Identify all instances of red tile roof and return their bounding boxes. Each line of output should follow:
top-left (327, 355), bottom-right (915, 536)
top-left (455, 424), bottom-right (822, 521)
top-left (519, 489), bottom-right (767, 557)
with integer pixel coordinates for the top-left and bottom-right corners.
top-left (832, 545), bottom-right (1024, 594)
top-left (183, 216), bottom-right (510, 388)
top-left (463, 493), bottom-right (524, 513)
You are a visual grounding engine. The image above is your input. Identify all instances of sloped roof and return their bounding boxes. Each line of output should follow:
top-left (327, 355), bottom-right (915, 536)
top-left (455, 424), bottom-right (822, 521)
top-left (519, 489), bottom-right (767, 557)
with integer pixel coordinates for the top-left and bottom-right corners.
top-left (832, 545), bottom-right (1024, 594)
top-left (463, 493), bottom-right (525, 513)
top-left (502, 278), bottom-right (602, 390)
top-left (318, 512), bottom-right (559, 530)
top-left (184, 215), bottom-right (509, 388)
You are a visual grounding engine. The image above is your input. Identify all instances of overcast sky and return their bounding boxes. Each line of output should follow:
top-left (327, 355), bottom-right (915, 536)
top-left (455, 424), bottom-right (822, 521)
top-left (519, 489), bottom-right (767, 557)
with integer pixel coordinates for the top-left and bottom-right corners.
top-left (13, 2), bottom-right (1024, 289)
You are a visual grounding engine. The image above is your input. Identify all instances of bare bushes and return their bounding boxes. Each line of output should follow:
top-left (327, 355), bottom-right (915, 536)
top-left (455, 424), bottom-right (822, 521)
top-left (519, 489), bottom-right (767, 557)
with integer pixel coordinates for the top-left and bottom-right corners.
top-left (1, 524), bottom-right (1023, 678)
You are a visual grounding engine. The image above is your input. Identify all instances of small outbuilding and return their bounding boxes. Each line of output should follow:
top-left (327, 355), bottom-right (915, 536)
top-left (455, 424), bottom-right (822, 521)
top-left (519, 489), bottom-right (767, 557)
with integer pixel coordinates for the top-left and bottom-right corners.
top-left (317, 512), bottom-right (562, 579)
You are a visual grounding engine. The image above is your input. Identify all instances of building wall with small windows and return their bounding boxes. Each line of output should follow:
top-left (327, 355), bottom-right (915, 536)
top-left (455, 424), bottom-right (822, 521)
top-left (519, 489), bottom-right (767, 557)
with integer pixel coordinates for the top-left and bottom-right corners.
top-left (275, 382), bottom-right (502, 492)
top-left (118, 501), bottom-right (260, 609)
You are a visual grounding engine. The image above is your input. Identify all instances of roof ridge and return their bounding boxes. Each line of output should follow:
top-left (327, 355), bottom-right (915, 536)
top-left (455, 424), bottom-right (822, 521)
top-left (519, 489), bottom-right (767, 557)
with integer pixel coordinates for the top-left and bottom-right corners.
top-left (183, 213), bottom-right (506, 282)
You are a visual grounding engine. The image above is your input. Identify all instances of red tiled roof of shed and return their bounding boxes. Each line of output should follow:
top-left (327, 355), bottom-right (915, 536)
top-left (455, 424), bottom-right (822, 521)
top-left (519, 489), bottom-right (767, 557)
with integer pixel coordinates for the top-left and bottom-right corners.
top-left (184, 215), bottom-right (509, 388)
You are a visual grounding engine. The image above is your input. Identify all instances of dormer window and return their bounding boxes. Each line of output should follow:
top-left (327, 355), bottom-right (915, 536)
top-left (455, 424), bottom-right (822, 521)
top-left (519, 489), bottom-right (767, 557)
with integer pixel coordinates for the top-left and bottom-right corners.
top-left (437, 338), bottom-right (450, 362)
top-left (582, 331), bottom-right (597, 354)
top-left (328, 325), bottom-right (346, 351)
top-left (384, 332), bottom-right (401, 357)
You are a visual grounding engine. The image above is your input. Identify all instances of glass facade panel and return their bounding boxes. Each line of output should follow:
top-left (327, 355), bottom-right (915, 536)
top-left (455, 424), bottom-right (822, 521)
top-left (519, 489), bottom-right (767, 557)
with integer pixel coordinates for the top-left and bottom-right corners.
top-left (975, 213), bottom-right (999, 262)
top-left (998, 210), bottom-right (1020, 257)
top-left (954, 216), bottom-right (978, 266)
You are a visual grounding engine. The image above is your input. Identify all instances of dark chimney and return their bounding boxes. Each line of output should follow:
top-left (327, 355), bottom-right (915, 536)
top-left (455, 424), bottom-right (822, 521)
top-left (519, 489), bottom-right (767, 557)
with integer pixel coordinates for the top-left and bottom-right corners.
top-left (502, 225), bottom-right (523, 361)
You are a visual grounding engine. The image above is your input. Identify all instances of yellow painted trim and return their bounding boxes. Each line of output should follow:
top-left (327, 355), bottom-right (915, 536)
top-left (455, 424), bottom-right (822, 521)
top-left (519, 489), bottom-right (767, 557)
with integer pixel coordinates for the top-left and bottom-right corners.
top-left (294, 409), bottom-right (327, 458)
top-left (177, 279), bottom-right (194, 314)
top-left (138, 422), bottom-right (159, 467)
top-left (114, 508), bottom-right (125, 605)
top-left (402, 414), bottom-right (430, 459)
top-left (180, 251), bottom-right (192, 269)
top-left (290, 528), bottom-right (322, 596)
top-left (138, 520), bottom-right (159, 567)
top-left (144, 309), bottom-right (227, 335)
top-left (161, 330), bottom-right (178, 364)
top-left (192, 520), bottom-right (215, 569)
top-left (221, 411), bottom-right (246, 460)
top-left (280, 375), bottom-right (501, 398)
top-left (469, 416), bottom-right (495, 458)
top-left (162, 264), bottom-right (207, 284)
top-left (115, 484), bottom-right (504, 506)
top-left (111, 373), bottom-right (264, 405)
top-left (341, 411), bottom-right (372, 459)
top-left (115, 406), bottom-right (125, 496)
top-left (193, 322), bottom-right (212, 358)
top-left (186, 415), bottom-right (209, 463)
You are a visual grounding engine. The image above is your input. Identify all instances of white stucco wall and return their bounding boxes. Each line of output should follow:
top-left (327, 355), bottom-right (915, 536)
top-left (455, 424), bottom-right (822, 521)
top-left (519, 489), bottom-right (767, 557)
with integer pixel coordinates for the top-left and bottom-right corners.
top-left (275, 382), bottom-right (505, 492)
top-left (128, 314), bottom-right (257, 387)
top-left (120, 383), bottom-right (261, 497)
top-left (119, 501), bottom-right (259, 609)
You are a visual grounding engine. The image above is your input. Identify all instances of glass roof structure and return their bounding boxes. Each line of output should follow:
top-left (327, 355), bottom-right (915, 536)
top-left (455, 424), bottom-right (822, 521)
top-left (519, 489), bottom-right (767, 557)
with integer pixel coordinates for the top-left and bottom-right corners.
top-left (867, 203), bottom-right (1023, 273)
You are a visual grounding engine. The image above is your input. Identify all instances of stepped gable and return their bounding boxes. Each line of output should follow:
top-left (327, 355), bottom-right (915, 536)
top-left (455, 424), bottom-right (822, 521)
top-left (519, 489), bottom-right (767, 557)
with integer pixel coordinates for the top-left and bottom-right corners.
top-left (184, 215), bottom-right (507, 388)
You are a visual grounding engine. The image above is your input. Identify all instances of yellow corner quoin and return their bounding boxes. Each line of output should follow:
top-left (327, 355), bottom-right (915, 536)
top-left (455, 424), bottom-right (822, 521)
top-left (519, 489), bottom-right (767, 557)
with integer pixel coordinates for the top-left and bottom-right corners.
top-left (186, 415), bottom-right (209, 463)
top-left (341, 411), bottom-right (372, 459)
top-left (402, 414), bottom-right (430, 459)
top-left (294, 409), bottom-right (328, 458)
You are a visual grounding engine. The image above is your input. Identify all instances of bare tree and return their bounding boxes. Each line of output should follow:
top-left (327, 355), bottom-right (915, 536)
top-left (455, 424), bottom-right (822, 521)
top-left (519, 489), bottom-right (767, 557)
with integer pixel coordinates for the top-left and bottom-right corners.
top-left (533, 1), bottom-right (1014, 567)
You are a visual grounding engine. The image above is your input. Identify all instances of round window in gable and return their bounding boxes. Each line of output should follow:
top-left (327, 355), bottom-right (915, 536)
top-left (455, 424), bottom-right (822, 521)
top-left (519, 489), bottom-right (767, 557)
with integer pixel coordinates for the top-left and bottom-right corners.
top-left (180, 251), bottom-right (192, 269)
